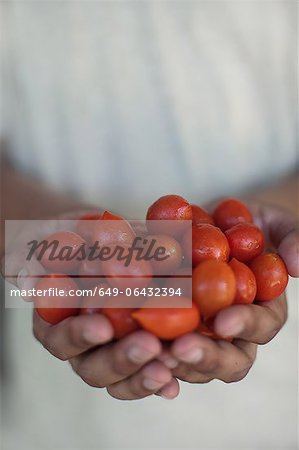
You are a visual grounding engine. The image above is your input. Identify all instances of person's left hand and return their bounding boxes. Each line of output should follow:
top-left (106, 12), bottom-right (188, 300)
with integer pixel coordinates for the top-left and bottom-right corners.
top-left (159, 202), bottom-right (298, 385)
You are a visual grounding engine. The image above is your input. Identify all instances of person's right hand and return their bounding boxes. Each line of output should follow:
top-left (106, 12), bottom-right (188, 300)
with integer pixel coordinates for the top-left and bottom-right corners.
top-left (32, 311), bottom-right (179, 400)
top-left (3, 212), bottom-right (179, 401)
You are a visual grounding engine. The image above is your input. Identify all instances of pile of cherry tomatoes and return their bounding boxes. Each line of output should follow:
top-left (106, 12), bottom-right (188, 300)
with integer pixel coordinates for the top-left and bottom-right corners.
top-left (34, 195), bottom-right (289, 342)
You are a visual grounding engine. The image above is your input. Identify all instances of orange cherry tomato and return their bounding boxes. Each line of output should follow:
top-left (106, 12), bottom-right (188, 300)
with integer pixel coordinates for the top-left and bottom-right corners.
top-left (132, 297), bottom-right (200, 340)
top-left (79, 283), bottom-right (109, 314)
top-left (39, 231), bottom-right (86, 274)
top-left (93, 210), bottom-right (135, 246)
top-left (76, 212), bottom-right (102, 242)
top-left (192, 260), bottom-right (236, 319)
top-left (249, 253), bottom-right (289, 301)
top-left (146, 194), bottom-right (192, 237)
top-left (191, 204), bottom-right (215, 226)
top-left (183, 224), bottom-right (230, 267)
top-left (225, 223), bottom-right (265, 263)
top-left (213, 198), bottom-right (253, 231)
top-left (229, 258), bottom-right (257, 305)
top-left (102, 306), bottom-right (140, 339)
top-left (142, 234), bottom-right (183, 275)
top-left (101, 244), bottom-right (153, 290)
top-left (35, 274), bottom-right (80, 324)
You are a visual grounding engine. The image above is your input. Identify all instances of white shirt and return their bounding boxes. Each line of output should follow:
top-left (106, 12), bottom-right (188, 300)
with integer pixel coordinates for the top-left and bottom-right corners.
top-left (1, 2), bottom-right (298, 449)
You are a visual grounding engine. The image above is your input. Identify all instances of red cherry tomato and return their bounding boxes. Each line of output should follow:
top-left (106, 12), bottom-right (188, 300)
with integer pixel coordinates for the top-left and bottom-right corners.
top-left (225, 223), bottom-right (265, 263)
top-left (249, 253), bottom-right (289, 301)
top-left (102, 305), bottom-right (140, 339)
top-left (93, 210), bottom-right (135, 246)
top-left (101, 244), bottom-right (153, 290)
top-left (35, 274), bottom-right (80, 324)
top-left (132, 297), bottom-right (200, 340)
top-left (229, 258), bottom-right (257, 305)
top-left (192, 260), bottom-right (236, 319)
top-left (39, 231), bottom-right (86, 274)
top-left (191, 204), bottom-right (215, 226)
top-left (142, 234), bottom-right (183, 275)
top-left (76, 212), bottom-right (102, 242)
top-left (146, 194), bottom-right (192, 237)
top-left (102, 211), bottom-right (124, 221)
top-left (164, 267), bottom-right (192, 298)
top-left (183, 224), bottom-right (230, 267)
top-left (213, 198), bottom-right (253, 231)
top-left (79, 283), bottom-right (109, 314)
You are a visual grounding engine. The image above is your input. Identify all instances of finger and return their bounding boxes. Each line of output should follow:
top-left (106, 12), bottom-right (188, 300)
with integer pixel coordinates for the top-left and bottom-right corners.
top-left (171, 333), bottom-right (257, 383)
top-left (249, 202), bottom-right (299, 277)
top-left (107, 361), bottom-right (173, 400)
top-left (156, 348), bottom-right (179, 369)
top-left (278, 229), bottom-right (299, 277)
top-left (155, 377), bottom-right (180, 399)
top-left (70, 330), bottom-right (162, 388)
top-left (213, 293), bottom-right (287, 344)
top-left (33, 310), bottom-right (114, 360)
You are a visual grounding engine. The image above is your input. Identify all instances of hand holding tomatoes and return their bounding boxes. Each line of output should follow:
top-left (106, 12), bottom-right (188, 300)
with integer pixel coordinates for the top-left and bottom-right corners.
top-left (20, 196), bottom-right (298, 400)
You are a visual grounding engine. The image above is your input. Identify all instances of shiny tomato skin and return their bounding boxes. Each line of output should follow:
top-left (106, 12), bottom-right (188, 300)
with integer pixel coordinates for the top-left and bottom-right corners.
top-left (39, 231), bottom-right (86, 273)
top-left (93, 211), bottom-right (135, 246)
top-left (191, 204), bottom-right (215, 226)
top-left (249, 253), bottom-right (289, 301)
top-left (213, 198), bottom-right (253, 231)
top-left (192, 260), bottom-right (236, 319)
top-left (132, 297), bottom-right (200, 340)
top-left (183, 224), bottom-right (230, 267)
top-left (76, 212), bottom-right (103, 242)
top-left (142, 234), bottom-right (183, 275)
top-left (229, 258), bottom-right (257, 305)
top-left (102, 307), bottom-right (140, 339)
top-left (146, 194), bottom-right (192, 237)
top-left (225, 223), bottom-right (265, 263)
top-left (101, 244), bottom-right (153, 290)
top-left (35, 274), bottom-right (80, 324)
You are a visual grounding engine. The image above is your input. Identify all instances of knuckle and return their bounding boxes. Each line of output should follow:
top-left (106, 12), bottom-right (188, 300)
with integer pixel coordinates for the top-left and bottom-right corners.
top-left (195, 355), bottom-right (218, 373)
top-left (187, 374), bottom-right (213, 384)
top-left (223, 366), bottom-right (252, 383)
top-left (77, 362), bottom-right (105, 388)
top-left (241, 307), bottom-right (256, 331)
top-left (40, 330), bottom-right (69, 361)
top-left (258, 328), bottom-right (280, 345)
top-left (45, 341), bottom-right (68, 361)
top-left (106, 386), bottom-right (130, 401)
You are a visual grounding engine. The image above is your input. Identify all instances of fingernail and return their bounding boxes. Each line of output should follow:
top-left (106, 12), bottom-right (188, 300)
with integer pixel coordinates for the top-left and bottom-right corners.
top-left (178, 347), bottom-right (203, 364)
top-left (127, 346), bottom-right (155, 364)
top-left (216, 318), bottom-right (244, 337)
top-left (163, 357), bottom-right (178, 369)
top-left (143, 378), bottom-right (164, 391)
top-left (82, 328), bottom-right (106, 344)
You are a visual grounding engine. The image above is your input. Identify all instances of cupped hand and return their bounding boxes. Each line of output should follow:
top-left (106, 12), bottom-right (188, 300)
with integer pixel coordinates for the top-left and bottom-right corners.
top-left (165, 202), bottom-right (298, 384)
top-left (33, 311), bottom-right (179, 400)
